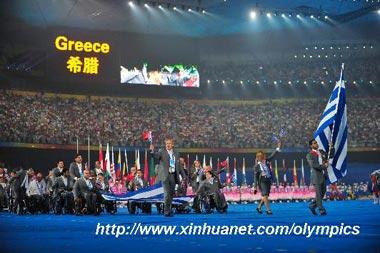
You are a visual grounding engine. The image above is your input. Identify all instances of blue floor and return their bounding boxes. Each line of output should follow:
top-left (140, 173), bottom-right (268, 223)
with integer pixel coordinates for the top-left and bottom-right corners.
top-left (1, 200), bottom-right (379, 253)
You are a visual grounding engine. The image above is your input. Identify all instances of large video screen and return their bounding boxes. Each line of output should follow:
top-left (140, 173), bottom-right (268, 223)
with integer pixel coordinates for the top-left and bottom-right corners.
top-left (120, 63), bottom-right (199, 87)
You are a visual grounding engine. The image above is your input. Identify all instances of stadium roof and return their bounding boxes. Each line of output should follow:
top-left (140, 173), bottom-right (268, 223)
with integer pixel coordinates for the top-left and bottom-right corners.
top-left (0, 0), bottom-right (379, 36)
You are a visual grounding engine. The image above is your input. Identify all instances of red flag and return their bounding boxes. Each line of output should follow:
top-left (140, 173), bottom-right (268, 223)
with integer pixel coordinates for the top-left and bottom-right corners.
top-left (142, 131), bottom-right (152, 143)
top-left (144, 150), bottom-right (149, 181)
top-left (219, 159), bottom-right (228, 168)
top-left (99, 144), bottom-right (105, 172)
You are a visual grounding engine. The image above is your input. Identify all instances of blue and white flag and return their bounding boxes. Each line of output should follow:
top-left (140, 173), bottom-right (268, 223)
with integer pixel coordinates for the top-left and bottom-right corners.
top-left (314, 63), bottom-right (347, 183)
top-left (102, 183), bottom-right (193, 205)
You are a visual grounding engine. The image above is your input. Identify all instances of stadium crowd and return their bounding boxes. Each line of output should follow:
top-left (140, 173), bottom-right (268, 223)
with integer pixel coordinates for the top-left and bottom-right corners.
top-left (0, 90), bottom-right (379, 148)
top-left (201, 57), bottom-right (379, 86)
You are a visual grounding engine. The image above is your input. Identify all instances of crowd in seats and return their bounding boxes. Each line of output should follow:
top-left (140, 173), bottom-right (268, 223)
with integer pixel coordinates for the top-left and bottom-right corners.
top-left (0, 90), bottom-right (379, 148)
top-left (201, 55), bottom-right (379, 86)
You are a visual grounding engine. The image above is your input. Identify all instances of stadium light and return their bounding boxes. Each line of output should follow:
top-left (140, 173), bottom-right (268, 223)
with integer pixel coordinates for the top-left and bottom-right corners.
top-left (377, 9), bottom-right (380, 14)
top-left (173, 6), bottom-right (177, 10)
top-left (296, 14), bottom-right (300, 18)
top-left (266, 12), bottom-right (271, 18)
top-left (158, 5), bottom-right (162, 9)
top-left (324, 15), bottom-right (328, 19)
top-left (202, 10), bottom-right (206, 14)
top-left (250, 10), bottom-right (257, 19)
top-left (188, 8), bottom-right (192, 12)
top-left (128, 1), bottom-right (133, 7)
top-left (281, 13), bottom-right (285, 17)
top-left (310, 15), bottom-right (314, 18)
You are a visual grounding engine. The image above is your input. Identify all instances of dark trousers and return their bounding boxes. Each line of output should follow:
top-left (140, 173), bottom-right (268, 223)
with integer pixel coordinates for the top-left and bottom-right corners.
top-left (55, 191), bottom-right (74, 214)
top-left (29, 194), bottom-right (49, 213)
top-left (163, 174), bottom-right (176, 215)
top-left (14, 187), bottom-right (26, 214)
top-left (310, 181), bottom-right (326, 211)
top-left (191, 183), bottom-right (201, 212)
top-left (83, 192), bottom-right (97, 213)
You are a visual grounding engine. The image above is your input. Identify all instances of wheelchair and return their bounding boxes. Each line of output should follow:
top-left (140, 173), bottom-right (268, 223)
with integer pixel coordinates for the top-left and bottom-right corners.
top-left (53, 191), bottom-right (75, 215)
top-left (198, 192), bottom-right (228, 214)
top-left (127, 200), bottom-right (152, 214)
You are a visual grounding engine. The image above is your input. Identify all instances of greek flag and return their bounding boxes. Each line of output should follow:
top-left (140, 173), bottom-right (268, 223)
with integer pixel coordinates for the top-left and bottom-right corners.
top-left (102, 183), bottom-right (193, 205)
top-left (314, 63), bottom-right (347, 183)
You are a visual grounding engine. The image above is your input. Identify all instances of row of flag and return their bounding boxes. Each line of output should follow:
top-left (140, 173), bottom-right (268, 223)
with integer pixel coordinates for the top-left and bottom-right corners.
top-left (98, 143), bottom-right (156, 185)
top-left (97, 145), bottom-right (311, 187)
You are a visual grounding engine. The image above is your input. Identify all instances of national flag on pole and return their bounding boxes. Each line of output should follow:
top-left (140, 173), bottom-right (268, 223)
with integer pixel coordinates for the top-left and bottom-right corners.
top-left (282, 159), bottom-right (287, 185)
top-left (301, 159), bottom-right (305, 186)
top-left (187, 154), bottom-right (190, 170)
top-left (149, 155), bottom-right (155, 186)
top-left (99, 143), bottom-right (105, 172)
top-left (314, 63), bottom-right (348, 183)
top-left (274, 159), bottom-right (279, 186)
top-left (111, 146), bottom-right (115, 179)
top-left (135, 149), bottom-right (141, 170)
top-left (123, 149), bottom-right (128, 178)
top-left (293, 160), bottom-right (298, 187)
top-left (202, 155), bottom-right (206, 168)
top-left (115, 148), bottom-right (121, 179)
top-left (105, 143), bottom-right (111, 178)
top-left (217, 157), bottom-right (221, 180)
top-left (226, 157), bottom-right (231, 185)
top-left (232, 158), bottom-right (237, 185)
top-left (144, 149), bottom-right (149, 181)
top-left (209, 157), bottom-right (213, 170)
top-left (242, 157), bottom-right (247, 186)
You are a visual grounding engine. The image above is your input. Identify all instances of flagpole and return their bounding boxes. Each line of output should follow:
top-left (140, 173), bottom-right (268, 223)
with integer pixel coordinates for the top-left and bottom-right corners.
top-left (87, 135), bottom-right (90, 170)
top-left (76, 137), bottom-right (79, 154)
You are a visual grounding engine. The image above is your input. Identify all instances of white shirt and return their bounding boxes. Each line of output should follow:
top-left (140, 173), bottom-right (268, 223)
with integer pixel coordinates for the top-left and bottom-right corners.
top-left (27, 179), bottom-right (47, 196)
top-left (77, 163), bottom-right (83, 176)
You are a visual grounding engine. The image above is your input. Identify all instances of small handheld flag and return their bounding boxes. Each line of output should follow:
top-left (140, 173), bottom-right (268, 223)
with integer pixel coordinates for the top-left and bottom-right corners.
top-left (142, 131), bottom-right (153, 144)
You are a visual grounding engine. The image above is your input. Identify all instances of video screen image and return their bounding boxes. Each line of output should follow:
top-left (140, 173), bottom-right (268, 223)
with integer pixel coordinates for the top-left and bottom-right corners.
top-left (120, 63), bottom-right (199, 88)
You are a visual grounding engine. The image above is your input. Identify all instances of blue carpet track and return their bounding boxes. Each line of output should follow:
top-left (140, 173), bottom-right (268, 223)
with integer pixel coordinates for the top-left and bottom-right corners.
top-left (0, 200), bottom-right (379, 253)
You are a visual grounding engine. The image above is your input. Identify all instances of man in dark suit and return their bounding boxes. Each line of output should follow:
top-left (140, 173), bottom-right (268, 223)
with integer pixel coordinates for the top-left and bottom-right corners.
top-left (52, 169), bottom-right (75, 214)
top-left (94, 173), bottom-right (116, 214)
top-left (306, 139), bottom-right (334, 215)
top-left (150, 137), bottom-right (186, 216)
top-left (127, 170), bottom-right (151, 214)
top-left (52, 160), bottom-right (65, 181)
top-left (10, 168), bottom-right (34, 215)
top-left (189, 160), bottom-right (204, 213)
top-left (69, 154), bottom-right (84, 181)
top-left (196, 169), bottom-right (227, 213)
top-left (73, 169), bottom-right (98, 215)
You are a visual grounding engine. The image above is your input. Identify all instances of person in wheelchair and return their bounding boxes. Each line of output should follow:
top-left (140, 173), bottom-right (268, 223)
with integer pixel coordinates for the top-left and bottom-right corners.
top-left (26, 172), bottom-right (49, 214)
top-left (73, 169), bottom-right (99, 215)
top-left (196, 170), bottom-right (228, 214)
top-left (10, 168), bottom-right (34, 215)
top-left (127, 170), bottom-right (151, 214)
top-left (94, 173), bottom-right (117, 214)
top-left (0, 167), bottom-right (9, 211)
top-left (52, 169), bottom-right (75, 214)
